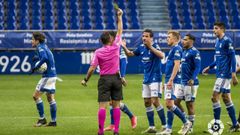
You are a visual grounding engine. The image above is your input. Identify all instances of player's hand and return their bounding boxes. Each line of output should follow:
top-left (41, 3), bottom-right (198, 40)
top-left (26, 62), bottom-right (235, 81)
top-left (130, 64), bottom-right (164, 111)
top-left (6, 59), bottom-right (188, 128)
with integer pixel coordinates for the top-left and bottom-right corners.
top-left (32, 56), bottom-right (39, 62)
top-left (188, 79), bottom-right (194, 86)
top-left (81, 80), bottom-right (87, 87)
top-left (202, 66), bottom-right (210, 75)
top-left (29, 67), bottom-right (37, 75)
top-left (167, 80), bottom-right (173, 89)
top-left (232, 73), bottom-right (238, 86)
top-left (122, 39), bottom-right (127, 47)
top-left (117, 8), bottom-right (123, 16)
top-left (121, 77), bottom-right (127, 87)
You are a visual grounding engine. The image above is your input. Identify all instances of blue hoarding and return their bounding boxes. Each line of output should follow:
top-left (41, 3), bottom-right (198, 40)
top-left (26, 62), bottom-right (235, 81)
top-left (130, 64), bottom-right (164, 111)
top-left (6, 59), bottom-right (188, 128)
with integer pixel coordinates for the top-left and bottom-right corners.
top-left (1, 50), bottom-right (240, 74)
top-left (0, 30), bottom-right (239, 49)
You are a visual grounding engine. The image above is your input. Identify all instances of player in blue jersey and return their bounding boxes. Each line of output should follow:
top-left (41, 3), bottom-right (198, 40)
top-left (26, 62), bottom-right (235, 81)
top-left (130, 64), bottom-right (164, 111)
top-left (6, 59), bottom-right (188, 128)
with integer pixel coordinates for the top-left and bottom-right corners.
top-left (175, 34), bottom-right (201, 134)
top-left (158, 31), bottom-right (192, 135)
top-left (122, 29), bottom-right (166, 134)
top-left (104, 31), bottom-right (137, 131)
top-left (202, 22), bottom-right (240, 132)
top-left (30, 32), bottom-right (57, 127)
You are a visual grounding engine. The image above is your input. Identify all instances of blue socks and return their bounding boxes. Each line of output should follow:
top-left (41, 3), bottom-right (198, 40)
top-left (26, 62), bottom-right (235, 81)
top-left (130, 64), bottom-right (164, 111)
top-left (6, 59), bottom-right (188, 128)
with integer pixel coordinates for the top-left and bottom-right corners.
top-left (146, 106), bottom-right (155, 126)
top-left (120, 103), bottom-right (134, 119)
top-left (36, 99), bottom-right (44, 119)
top-left (167, 109), bottom-right (174, 129)
top-left (213, 102), bottom-right (221, 120)
top-left (226, 102), bottom-right (238, 126)
top-left (50, 100), bottom-right (57, 122)
top-left (171, 105), bottom-right (187, 124)
top-left (156, 105), bottom-right (166, 126)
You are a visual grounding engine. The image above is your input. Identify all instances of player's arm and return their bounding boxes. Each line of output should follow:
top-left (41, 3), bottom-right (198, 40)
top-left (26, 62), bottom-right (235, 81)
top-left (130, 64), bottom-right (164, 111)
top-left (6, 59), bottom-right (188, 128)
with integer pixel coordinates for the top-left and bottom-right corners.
top-left (116, 8), bottom-right (123, 36)
top-left (146, 45), bottom-right (164, 59)
top-left (189, 52), bottom-right (201, 85)
top-left (81, 65), bottom-right (97, 87)
top-left (228, 40), bottom-right (238, 86)
top-left (121, 39), bottom-right (135, 56)
top-left (167, 60), bottom-right (180, 88)
top-left (202, 61), bottom-right (216, 74)
top-left (35, 49), bottom-right (47, 69)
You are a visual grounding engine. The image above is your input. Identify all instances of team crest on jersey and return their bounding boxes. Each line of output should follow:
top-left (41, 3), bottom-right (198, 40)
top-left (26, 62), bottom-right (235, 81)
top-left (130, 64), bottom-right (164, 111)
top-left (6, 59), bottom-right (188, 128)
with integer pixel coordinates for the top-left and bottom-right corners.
top-left (195, 53), bottom-right (201, 60)
top-left (175, 50), bottom-right (180, 57)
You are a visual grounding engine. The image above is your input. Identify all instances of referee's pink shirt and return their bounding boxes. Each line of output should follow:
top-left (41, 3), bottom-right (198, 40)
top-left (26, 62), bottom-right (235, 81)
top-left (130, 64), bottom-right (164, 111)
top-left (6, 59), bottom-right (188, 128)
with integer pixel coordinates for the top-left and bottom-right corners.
top-left (91, 35), bottom-right (121, 75)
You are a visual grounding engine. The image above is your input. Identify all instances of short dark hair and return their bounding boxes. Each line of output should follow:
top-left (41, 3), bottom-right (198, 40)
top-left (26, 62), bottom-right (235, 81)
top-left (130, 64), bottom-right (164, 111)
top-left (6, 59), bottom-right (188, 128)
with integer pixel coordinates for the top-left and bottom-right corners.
top-left (185, 33), bottom-right (195, 42)
top-left (143, 29), bottom-right (154, 37)
top-left (100, 31), bottom-right (111, 44)
top-left (32, 32), bottom-right (45, 43)
top-left (214, 22), bottom-right (225, 29)
top-left (109, 31), bottom-right (117, 39)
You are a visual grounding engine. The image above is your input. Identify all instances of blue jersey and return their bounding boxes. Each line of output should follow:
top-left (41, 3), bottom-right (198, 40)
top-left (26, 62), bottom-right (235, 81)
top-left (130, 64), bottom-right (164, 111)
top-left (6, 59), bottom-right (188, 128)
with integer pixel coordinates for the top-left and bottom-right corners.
top-left (35, 43), bottom-right (57, 77)
top-left (133, 43), bottom-right (162, 84)
top-left (120, 46), bottom-right (127, 59)
top-left (165, 44), bottom-right (182, 84)
top-left (213, 35), bottom-right (236, 79)
top-left (181, 47), bottom-right (201, 85)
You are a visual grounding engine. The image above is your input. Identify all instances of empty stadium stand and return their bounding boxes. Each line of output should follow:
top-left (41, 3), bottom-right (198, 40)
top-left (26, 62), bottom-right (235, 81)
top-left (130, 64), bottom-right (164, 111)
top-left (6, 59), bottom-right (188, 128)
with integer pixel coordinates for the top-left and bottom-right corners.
top-left (0, 0), bottom-right (140, 30)
top-left (0, 0), bottom-right (239, 30)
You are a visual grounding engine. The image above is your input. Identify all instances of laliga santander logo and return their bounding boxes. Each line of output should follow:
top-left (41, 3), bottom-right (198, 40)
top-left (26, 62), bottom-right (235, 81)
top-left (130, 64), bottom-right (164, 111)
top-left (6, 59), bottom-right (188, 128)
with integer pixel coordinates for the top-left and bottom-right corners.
top-left (208, 119), bottom-right (224, 135)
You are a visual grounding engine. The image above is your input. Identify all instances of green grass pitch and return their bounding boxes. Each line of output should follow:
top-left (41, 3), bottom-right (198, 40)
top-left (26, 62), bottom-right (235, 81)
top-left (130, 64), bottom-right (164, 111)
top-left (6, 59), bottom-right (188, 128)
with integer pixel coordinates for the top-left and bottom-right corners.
top-left (0, 74), bottom-right (239, 135)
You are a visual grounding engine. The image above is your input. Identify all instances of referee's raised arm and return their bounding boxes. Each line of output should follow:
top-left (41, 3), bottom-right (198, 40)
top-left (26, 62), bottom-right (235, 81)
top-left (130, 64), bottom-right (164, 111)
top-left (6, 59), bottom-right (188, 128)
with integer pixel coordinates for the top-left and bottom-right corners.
top-left (116, 8), bottom-right (123, 36)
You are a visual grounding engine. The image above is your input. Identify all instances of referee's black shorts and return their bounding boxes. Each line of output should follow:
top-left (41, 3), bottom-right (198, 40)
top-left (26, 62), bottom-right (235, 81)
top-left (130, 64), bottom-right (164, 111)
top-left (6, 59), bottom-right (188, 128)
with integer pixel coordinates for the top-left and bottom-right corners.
top-left (98, 74), bottom-right (123, 102)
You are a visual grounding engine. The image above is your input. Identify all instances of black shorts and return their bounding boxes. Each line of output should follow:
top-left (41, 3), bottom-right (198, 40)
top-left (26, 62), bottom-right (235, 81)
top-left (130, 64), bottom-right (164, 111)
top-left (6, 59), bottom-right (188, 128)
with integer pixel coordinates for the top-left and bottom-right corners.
top-left (98, 74), bottom-right (123, 102)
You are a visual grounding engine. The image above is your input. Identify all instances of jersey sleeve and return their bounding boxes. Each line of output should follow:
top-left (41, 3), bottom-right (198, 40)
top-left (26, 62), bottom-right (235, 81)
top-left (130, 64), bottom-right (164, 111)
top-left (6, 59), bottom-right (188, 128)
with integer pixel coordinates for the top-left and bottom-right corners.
top-left (90, 52), bottom-right (99, 67)
top-left (192, 51), bottom-right (201, 80)
top-left (133, 46), bottom-right (141, 56)
top-left (35, 47), bottom-right (47, 69)
top-left (173, 48), bottom-right (181, 60)
top-left (226, 39), bottom-right (236, 72)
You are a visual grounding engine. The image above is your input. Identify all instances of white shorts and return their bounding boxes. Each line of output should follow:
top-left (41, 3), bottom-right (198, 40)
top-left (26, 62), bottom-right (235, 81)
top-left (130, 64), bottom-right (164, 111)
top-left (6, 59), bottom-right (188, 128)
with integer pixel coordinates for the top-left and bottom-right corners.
top-left (142, 82), bottom-right (162, 98)
top-left (213, 78), bottom-right (231, 93)
top-left (164, 83), bottom-right (181, 100)
top-left (181, 85), bottom-right (199, 102)
top-left (36, 77), bottom-right (57, 94)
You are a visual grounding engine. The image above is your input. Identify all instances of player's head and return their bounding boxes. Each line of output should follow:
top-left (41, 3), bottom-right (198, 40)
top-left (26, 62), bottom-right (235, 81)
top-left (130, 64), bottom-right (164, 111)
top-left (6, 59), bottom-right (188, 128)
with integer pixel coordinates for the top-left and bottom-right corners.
top-left (32, 32), bottom-right (45, 47)
top-left (182, 34), bottom-right (195, 49)
top-left (100, 31), bottom-right (114, 45)
top-left (142, 29), bottom-right (153, 45)
top-left (167, 30), bottom-right (180, 46)
top-left (213, 22), bottom-right (225, 37)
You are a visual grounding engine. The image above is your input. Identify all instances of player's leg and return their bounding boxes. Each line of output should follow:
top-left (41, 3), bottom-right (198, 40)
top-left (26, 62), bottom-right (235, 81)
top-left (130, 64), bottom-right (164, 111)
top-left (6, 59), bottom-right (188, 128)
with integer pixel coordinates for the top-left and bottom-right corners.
top-left (104, 101), bottom-right (115, 131)
top-left (33, 78), bottom-right (46, 127)
top-left (39, 77), bottom-right (57, 127)
top-left (174, 84), bottom-right (186, 117)
top-left (150, 82), bottom-right (166, 129)
top-left (97, 76), bottom-right (112, 135)
top-left (33, 90), bottom-right (46, 127)
top-left (159, 84), bottom-right (191, 135)
top-left (119, 102), bottom-right (137, 129)
top-left (111, 74), bottom-right (123, 135)
top-left (141, 84), bottom-right (157, 134)
top-left (46, 93), bottom-right (57, 126)
top-left (185, 85), bottom-right (198, 131)
top-left (222, 93), bottom-right (239, 132)
top-left (212, 78), bottom-right (222, 121)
